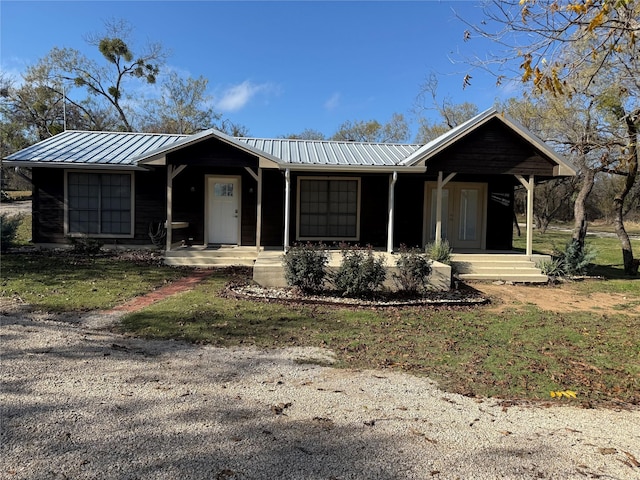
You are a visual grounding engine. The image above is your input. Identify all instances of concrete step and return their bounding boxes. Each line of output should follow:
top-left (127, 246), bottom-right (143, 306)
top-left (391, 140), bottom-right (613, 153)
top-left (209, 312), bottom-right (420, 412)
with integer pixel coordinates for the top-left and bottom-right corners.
top-left (164, 247), bottom-right (258, 267)
top-left (453, 262), bottom-right (538, 273)
top-left (458, 273), bottom-right (549, 283)
top-left (164, 256), bottom-right (256, 267)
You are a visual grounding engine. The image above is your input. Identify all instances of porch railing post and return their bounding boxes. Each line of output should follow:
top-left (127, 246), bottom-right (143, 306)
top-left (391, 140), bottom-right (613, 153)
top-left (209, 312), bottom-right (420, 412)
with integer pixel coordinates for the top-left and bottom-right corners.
top-left (166, 165), bottom-right (173, 251)
top-left (435, 171), bottom-right (443, 245)
top-left (284, 168), bottom-right (290, 252)
top-left (515, 174), bottom-right (535, 258)
top-left (526, 175), bottom-right (534, 258)
top-left (387, 171), bottom-right (397, 253)
top-left (256, 168), bottom-right (262, 253)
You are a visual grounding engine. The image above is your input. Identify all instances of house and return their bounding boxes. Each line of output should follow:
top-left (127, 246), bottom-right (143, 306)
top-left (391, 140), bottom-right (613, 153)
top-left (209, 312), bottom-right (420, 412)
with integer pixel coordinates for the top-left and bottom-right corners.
top-left (4, 108), bottom-right (576, 288)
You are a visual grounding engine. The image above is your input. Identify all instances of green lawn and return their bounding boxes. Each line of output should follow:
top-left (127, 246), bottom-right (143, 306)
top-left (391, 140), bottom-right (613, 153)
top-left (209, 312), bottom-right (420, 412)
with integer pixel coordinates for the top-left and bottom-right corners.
top-left (120, 271), bottom-right (640, 406)
top-left (3, 216), bottom-right (639, 406)
top-left (0, 252), bottom-right (187, 311)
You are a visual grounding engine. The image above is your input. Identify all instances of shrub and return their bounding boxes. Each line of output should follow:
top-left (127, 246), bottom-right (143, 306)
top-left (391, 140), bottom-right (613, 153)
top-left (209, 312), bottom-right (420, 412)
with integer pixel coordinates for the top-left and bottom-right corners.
top-left (393, 245), bottom-right (432, 294)
top-left (1, 213), bottom-right (23, 252)
top-left (282, 242), bottom-right (329, 292)
top-left (67, 236), bottom-right (104, 255)
top-left (425, 239), bottom-right (452, 265)
top-left (536, 257), bottom-right (566, 279)
top-left (333, 245), bottom-right (386, 298)
top-left (553, 240), bottom-right (596, 276)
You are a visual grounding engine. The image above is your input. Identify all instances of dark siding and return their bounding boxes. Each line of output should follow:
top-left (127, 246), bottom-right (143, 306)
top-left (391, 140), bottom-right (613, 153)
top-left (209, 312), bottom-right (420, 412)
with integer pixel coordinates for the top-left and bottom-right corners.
top-left (427, 118), bottom-right (557, 176)
top-left (134, 168), bottom-right (166, 244)
top-left (167, 138), bottom-right (258, 167)
top-left (260, 170), bottom-right (284, 246)
top-left (394, 175), bottom-right (426, 248)
top-left (359, 175), bottom-right (390, 246)
top-left (32, 168), bottom-right (65, 243)
top-left (486, 178), bottom-right (515, 250)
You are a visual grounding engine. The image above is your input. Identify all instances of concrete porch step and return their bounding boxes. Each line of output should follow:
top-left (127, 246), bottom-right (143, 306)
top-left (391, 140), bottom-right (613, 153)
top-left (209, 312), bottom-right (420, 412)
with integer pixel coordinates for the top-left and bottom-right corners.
top-left (457, 273), bottom-right (549, 283)
top-left (164, 247), bottom-right (258, 267)
top-left (450, 253), bottom-right (550, 283)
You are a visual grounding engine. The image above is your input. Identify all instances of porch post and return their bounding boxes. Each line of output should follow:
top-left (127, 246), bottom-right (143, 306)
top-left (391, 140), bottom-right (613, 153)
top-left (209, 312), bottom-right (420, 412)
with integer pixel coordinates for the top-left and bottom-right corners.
top-left (284, 168), bottom-right (291, 252)
top-left (516, 174), bottom-right (535, 258)
top-left (166, 166), bottom-right (173, 251)
top-left (256, 168), bottom-right (262, 253)
top-left (435, 171), bottom-right (443, 245)
top-left (387, 171), bottom-right (397, 253)
top-left (435, 171), bottom-right (456, 245)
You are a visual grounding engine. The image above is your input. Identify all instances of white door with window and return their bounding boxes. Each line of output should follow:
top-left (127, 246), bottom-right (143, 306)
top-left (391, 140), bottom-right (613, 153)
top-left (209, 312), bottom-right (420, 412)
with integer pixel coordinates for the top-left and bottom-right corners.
top-left (426, 182), bottom-right (486, 249)
top-left (207, 177), bottom-right (239, 244)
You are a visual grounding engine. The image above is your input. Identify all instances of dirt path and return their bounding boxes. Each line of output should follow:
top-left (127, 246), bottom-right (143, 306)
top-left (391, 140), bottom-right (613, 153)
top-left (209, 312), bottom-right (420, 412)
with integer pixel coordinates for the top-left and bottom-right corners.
top-left (472, 282), bottom-right (640, 315)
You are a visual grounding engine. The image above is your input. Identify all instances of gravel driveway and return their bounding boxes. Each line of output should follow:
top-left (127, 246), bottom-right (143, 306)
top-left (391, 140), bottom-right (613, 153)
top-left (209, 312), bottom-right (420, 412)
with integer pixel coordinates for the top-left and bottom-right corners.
top-left (1, 306), bottom-right (639, 480)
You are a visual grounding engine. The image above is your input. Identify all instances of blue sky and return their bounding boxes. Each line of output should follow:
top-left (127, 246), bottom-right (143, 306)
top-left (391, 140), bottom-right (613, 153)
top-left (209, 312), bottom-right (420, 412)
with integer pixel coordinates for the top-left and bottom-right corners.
top-left (1, 1), bottom-right (516, 140)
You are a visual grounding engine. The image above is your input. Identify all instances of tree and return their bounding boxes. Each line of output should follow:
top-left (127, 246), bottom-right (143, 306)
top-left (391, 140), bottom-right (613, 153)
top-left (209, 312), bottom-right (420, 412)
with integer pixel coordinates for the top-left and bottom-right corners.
top-left (414, 74), bottom-right (478, 142)
top-left (42, 19), bottom-right (166, 131)
top-left (331, 113), bottom-right (409, 143)
top-left (141, 72), bottom-right (220, 134)
top-left (464, 0), bottom-right (640, 274)
top-left (281, 129), bottom-right (326, 140)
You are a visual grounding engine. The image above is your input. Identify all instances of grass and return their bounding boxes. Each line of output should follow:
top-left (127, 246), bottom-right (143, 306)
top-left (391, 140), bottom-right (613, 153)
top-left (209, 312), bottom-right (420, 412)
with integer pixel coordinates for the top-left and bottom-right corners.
top-left (513, 228), bottom-right (640, 280)
top-left (0, 251), bottom-right (187, 311)
top-left (120, 272), bottom-right (640, 406)
top-left (3, 215), bottom-right (639, 406)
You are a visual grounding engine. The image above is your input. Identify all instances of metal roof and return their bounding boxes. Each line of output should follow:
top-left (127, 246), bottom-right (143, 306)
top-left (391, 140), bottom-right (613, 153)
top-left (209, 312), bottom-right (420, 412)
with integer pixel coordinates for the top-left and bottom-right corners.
top-left (3, 111), bottom-right (575, 176)
top-left (237, 138), bottom-right (421, 166)
top-left (4, 130), bottom-right (187, 166)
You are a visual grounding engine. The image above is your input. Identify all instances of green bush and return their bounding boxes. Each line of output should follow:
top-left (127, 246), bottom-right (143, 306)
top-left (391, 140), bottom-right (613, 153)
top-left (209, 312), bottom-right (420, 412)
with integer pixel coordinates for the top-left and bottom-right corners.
top-left (282, 243), bottom-right (329, 292)
top-left (393, 245), bottom-right (433, 294)
top-left (1, 214), bottom-right (22, 252)
top-left (333, 245), bottom-right (386, 298)
top-left (553, 240), bottom-right (596, 276)
top-left (425, 239), bottom-right (452, 265)
top-left (67, 236), bottom-right (104, 255)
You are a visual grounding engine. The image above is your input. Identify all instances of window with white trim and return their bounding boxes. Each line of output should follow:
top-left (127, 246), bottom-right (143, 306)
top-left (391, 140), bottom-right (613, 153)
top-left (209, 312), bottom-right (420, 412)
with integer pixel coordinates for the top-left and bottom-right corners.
top-left (299, 178), bottom-right (359, 239)
top-left (67, 172), bottom-right (133, 236)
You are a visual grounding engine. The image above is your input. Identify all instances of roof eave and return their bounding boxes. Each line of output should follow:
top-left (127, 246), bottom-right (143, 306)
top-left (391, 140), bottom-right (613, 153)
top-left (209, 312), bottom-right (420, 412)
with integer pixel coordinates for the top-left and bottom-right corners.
top-left (277, 164), bottom-right (426, 173)
top-left (3, 160), bottom-right (150, 171)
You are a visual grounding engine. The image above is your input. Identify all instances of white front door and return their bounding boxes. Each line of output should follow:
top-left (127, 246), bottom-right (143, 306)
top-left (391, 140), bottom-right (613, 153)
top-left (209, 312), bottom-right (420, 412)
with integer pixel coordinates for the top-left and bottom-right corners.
top-left (207, 177), bottom-right (239, 244)
top-left (426, 182), bottom-right (486, 250)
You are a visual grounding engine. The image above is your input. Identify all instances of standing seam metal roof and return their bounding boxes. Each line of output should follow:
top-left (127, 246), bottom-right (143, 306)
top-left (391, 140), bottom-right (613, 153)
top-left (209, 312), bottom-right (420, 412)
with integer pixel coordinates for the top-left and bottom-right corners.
top-left (5, 131), bottom-right (187, 165)
top-left (5, 130), bottom-right (423, 167)
top-left (237, 138), bottom-right (421, 166)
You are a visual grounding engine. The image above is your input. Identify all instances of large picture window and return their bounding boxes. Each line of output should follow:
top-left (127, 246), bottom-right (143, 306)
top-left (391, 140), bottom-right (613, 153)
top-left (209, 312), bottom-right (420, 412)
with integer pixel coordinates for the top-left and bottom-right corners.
top-left (67, 172), bottom-right (133, 236)
top-left (298, 178), bottom-right (359, 239)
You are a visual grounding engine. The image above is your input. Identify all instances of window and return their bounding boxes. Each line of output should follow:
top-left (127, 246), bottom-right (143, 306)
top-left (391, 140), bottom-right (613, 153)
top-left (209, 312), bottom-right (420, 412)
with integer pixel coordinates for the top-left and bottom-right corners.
top-left (298, 178), bottom-right (359, 239)
top-left (67, 172), bottom-right (133, 236)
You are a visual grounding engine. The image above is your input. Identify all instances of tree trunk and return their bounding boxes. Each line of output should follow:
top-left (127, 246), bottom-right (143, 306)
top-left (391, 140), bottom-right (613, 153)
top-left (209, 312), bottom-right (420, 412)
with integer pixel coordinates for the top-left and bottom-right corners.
top-left (614, 115), bottom-right (639, 275)
top-left (572, 167), bottom-right (596, 250)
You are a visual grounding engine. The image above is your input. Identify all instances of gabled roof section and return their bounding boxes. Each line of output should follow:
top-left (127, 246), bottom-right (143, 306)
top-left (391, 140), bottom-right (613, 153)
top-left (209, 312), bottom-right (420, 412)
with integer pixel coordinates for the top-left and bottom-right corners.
top-left (237, 138), bottom-right (422, 167)
top-left (131, 128), bottom-right (283, 167)
top-left (402, 108), bottom-right (576, 176)
top-left (4, 130), bottom-right (186, 168)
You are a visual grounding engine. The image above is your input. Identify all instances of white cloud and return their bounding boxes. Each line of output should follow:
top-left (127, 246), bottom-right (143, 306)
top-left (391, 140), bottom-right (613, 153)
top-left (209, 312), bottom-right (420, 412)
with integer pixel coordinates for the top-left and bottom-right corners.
top-left (216, 80), bottom-right (274, 112)
top-left (324, 92), bottom-right (340, 111)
